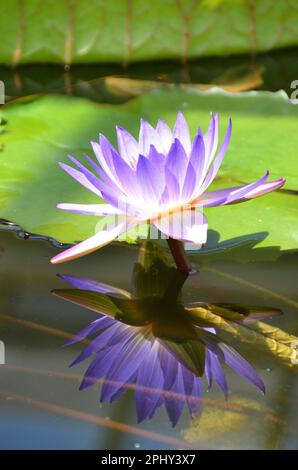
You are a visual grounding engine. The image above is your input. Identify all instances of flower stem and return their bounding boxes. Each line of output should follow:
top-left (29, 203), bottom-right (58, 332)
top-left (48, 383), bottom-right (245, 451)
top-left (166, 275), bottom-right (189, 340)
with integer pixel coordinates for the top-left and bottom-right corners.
top-left (166, 238), bottom-right (192, 273)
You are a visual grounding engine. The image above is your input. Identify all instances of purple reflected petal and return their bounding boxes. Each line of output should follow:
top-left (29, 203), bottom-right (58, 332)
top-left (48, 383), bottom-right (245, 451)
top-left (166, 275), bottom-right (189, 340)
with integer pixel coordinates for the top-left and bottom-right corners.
top-left (100, 335), bottom-right (152, 401)
top-left (205, 350), bottom-right (213, 390)
top-left (164, 364), bottom-right (185, 427)
top-left (63, 316), bottom-right (114, 347)
top-left (219, 343), bottom-right (265, 393)
top-left (109, 373), bottom-right (137, 403)
top-left (148, 395), bottom-right (164, 419)
top-left (58, 273), bottom-right (132, 298)
top-left (70, 333), bottom-right (112, 367)
top-left (135, 345), bottom-right (164, 422)
top-left (187, 377), bottom-right (202, 416)
top-left (72, 323), bottom-right (132, 367)
top-left (209, 352), bottom-right (228, 398)
top-left (80, 342), bottom-right (124, 390)
top-left (158, 345), bottom-right (179, 390)
top-left (181, 366), bottom-right (194, 396)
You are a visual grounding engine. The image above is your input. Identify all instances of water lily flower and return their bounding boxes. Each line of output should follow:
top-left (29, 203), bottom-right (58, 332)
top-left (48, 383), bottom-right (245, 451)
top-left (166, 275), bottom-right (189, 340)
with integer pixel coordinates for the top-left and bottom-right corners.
top-left (50, 113), bottom-right (285, 267)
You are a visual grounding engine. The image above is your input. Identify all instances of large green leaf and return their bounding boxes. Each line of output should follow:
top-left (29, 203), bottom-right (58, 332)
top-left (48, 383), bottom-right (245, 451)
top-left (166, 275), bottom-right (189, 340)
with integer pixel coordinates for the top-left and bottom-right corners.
top-left (0, 0), bottom-right (298, 65)
top-left (0, 88), bottom-right (297, 251)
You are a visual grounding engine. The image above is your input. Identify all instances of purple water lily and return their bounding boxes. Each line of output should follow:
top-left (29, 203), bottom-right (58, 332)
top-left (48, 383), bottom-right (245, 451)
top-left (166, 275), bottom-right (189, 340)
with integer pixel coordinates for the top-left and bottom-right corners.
top-left (51, 112), bottom-right (285, 266)
top-left (54, 272), bottom-right (266, 427)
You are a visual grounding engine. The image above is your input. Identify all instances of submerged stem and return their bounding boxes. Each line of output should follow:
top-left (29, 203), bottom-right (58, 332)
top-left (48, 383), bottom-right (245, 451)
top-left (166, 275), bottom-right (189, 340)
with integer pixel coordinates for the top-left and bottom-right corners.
top-left (166, 238), bottom-right (192, 273)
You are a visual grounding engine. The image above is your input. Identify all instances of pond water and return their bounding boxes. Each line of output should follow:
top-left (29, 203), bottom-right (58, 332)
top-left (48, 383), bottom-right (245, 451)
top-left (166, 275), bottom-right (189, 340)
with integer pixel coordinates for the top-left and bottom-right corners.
top-left (0, 53), bottom-right (297, 450)
top-left (0, 228), bottom-right (297, 450)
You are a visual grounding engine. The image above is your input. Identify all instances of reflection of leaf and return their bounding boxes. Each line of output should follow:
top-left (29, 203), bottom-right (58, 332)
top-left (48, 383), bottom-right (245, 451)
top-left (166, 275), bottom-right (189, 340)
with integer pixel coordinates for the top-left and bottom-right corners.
top-left (0, 89), bottom-right (297, 250)
top-left (187, 302), bottom-right (282, 323)
top-left (1, 1), bottom-right (298, 65)
top-left (104, 77), bottom-right (171, 98)
top-left (105, 65), bottom-right (264, 99)
top-left (188, 65), bottom-right (265, 93)
top-left (187, 306), bottom-right (297, 366)
top-left (246, 322), bottom-right (297, 346)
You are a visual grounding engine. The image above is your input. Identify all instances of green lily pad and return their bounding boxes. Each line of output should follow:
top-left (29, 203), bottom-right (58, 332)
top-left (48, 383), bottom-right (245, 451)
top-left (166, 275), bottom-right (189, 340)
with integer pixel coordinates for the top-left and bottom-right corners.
top-left (0, 88), bottom-right (297, 251)
top-left (1, 0), bottom-right (298, 65)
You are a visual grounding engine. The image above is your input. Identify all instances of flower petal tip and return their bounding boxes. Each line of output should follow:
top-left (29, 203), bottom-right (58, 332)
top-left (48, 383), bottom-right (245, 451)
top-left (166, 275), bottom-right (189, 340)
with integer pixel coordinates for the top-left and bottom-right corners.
top-left (270, 176), bottom-right (286, 191)
top-left (50, 253), bottom-right (67, 265)
top-left (260, 384), bottom-right (266, 395)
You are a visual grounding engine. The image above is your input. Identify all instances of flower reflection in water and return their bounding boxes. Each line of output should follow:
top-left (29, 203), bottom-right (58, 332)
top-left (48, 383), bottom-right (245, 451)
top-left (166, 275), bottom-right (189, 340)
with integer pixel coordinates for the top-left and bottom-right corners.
top-left (53, 244), bottom-right (282, 427)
